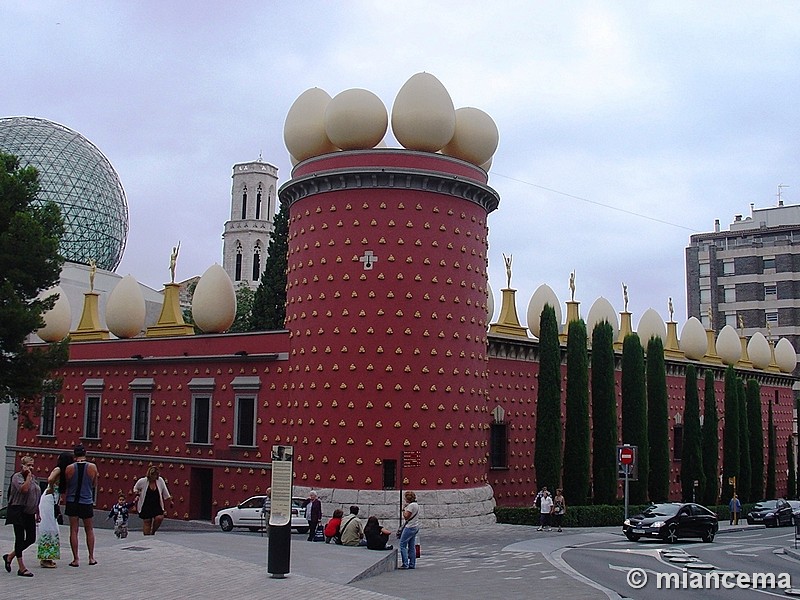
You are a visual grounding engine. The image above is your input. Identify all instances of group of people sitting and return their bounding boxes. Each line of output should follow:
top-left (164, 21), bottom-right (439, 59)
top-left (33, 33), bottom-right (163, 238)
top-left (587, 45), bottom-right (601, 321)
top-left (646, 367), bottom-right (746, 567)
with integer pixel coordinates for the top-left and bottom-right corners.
top-left (323, 505), bottom-right (393, 550)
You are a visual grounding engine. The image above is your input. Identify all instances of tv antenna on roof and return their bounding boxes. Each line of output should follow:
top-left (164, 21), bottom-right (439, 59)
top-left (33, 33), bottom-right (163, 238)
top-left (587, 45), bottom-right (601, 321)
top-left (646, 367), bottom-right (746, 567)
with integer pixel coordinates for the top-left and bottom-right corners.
top-left (777, 183), bottom-right (789, 206)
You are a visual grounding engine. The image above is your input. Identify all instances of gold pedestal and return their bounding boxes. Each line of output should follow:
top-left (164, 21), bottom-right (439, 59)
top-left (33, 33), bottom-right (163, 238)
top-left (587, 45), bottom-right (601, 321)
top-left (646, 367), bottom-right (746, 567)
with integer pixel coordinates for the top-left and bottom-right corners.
top-left (735, 337), bottom-right (753, 369)
top-left (488, 288), bottom-right (528, 338)
top-left (70, 291), bottom-right (110, 341)
top-left (559, 301), bottom-right (581, 343)
top-left (614, 311), bottom-right (633, 350)
top-left (664, 321), bottom-right (684, 359)
top-left (146, 283), bottom-right (195, 337)
top-left (702, 329), bottom-right (723, 364)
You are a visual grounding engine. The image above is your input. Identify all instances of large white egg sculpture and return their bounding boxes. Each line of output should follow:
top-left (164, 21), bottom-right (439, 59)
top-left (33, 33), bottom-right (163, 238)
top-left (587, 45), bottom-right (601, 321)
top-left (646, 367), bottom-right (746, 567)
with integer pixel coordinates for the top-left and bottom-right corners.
top-left (774, 338), bottom-right (797, 373)
top-left (527, 284), bottom-right (562, 339)
top-left (747, 331), bottom-right (771, 369)
top-left (636, 308), bottom-right (666, 349)
top-left (586, 296), bottom-right (619, 344)
top-left (391, 73), bottom-right (455, 152)
top-left (716, 325), bottom-right (742, 365)
top-left (441, 107), bottom-right (499, 166)
top-left (680, 317), bottom-right (707, 360)
top-left (487, 282), bottom-right (495, 323)
top-left (284, 88), bottom-right (338, 161)
top-left (106, 275), bottom-right (146, 338)
top-left (36, 286), bottom-right (71, 342)
top-left (324, 88), bottom-right (388, 150)
top-left (192, 264), bottom-right (237, 333)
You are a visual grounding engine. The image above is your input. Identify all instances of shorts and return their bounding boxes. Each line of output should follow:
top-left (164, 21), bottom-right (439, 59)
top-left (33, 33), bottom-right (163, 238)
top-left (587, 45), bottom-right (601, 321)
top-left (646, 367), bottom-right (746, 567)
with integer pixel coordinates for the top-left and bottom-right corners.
top-left (65, 502), bottom-right (94, 520)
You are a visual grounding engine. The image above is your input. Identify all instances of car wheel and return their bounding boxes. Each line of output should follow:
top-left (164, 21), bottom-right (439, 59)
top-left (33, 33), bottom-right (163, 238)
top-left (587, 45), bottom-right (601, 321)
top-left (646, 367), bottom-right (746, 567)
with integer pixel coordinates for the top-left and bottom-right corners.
top-left (296, 526), bottom-right (309, 534)
top-left (219, 515), bottom-right (234, 532)
top-left (701, 527), bottom-right (715, 543)
top-left (666, 524), bottom-right (680, 544)
top-left (624, 532), bottom-right (641, 542)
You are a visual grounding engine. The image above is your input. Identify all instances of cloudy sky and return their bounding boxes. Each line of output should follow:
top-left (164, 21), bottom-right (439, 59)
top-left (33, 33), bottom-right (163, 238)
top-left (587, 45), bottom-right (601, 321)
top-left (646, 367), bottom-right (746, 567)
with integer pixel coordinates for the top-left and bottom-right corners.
top-left (3, 1), bottom-right (799, 329)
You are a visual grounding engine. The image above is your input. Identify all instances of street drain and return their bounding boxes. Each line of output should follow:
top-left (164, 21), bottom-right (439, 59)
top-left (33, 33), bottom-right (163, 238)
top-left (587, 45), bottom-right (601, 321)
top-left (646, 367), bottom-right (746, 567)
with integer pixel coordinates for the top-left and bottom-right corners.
top-left (121, 546), bottom-right (151, 552)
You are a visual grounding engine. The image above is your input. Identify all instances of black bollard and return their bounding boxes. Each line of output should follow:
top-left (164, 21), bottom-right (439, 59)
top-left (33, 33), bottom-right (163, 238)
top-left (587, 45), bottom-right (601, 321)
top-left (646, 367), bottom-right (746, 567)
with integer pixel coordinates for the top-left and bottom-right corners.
top-left (267, 523), bottom-right (291, 578)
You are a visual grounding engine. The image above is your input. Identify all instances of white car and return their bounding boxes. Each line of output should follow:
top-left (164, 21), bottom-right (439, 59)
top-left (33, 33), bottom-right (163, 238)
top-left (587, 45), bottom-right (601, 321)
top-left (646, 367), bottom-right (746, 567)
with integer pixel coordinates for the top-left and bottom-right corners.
top-left (214, 495), bottom-right (310, 534)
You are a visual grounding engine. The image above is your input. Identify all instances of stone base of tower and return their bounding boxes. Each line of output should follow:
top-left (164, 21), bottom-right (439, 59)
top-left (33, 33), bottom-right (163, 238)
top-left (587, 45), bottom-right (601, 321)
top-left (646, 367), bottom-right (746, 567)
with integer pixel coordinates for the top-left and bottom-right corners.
top-left (294, 484), bottom-right (496, 528)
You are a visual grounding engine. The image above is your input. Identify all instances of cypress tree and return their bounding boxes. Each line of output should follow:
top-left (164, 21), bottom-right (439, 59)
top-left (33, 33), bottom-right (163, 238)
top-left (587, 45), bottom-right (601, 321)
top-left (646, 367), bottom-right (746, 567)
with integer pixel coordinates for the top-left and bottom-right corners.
top-left (534, 304), bottom-right (562, 491)
top-left (701, 370), bottom-right (719, 506)
top-left (591, 321), bottom-right (618, 504)
top-left (766, 400), bottom-right (776, 499)
top-left (746, 379), bottom-right (764, 501)
top-left (250, 201), bottom-right (288, 330)
top-left (621, 333), bottom-right (648, 504)
top-left (646, 336), bottom-right (670, 502)
top-left (787, 438), bottom-right (796, 499)
top-left (681, 364), bottom-right (704, 502)
top-left (736, 378), bottom-right (750, 503)
top-left (722, 365), bottom-right (740, 503)
top-left (563, 319), bottom-right (590, 506)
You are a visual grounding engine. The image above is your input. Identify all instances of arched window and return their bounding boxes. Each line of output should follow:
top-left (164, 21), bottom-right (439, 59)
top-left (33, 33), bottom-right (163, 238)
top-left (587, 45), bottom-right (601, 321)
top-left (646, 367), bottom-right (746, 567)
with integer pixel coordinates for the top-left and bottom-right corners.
top-left (235, 242), bottom-right (243, 281)
top-left (241, 186), bottom-right (248, 220)
top-left (252, 244), bottom-right (261, 281)
top-left (268, 186), bottom-right (274, 219)
top-left (255, 184), bottom-right (262, 220)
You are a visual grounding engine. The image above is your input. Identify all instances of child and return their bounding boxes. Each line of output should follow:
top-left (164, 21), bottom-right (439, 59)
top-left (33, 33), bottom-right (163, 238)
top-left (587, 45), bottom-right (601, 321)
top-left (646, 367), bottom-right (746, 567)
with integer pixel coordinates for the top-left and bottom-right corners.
top-left (108, 495), bottom-right (136, 539)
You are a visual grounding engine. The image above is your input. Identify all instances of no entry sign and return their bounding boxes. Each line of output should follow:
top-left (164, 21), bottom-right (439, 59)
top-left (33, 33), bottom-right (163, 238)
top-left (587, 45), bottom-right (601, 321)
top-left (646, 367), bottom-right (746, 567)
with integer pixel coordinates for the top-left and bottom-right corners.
top-left (619, 447), bottom-right (634, 465)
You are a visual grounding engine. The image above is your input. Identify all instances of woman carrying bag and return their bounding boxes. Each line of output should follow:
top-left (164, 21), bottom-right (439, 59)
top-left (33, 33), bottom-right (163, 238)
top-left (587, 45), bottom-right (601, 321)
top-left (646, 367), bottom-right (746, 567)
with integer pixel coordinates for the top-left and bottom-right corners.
top-left (3, 456), bottom-right (41, 577)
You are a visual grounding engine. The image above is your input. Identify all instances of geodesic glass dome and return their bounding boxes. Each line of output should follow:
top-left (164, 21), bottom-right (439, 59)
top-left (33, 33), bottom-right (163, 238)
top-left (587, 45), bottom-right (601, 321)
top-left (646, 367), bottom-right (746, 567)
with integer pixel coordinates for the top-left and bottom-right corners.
top-left (0, 116), bottom-right (128, 270)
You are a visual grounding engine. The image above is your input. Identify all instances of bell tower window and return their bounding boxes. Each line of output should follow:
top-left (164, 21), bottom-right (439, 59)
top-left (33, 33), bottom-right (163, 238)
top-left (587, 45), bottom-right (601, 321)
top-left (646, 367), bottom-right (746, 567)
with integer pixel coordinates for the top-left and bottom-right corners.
top-left (241, 186), bottom-right (248, 220)
top-left (253, 243), bottom-right (261, 281)
top-left (255, 185), bottom-right (262, 220)
top-left (235, 242), bottom-right (243, 281)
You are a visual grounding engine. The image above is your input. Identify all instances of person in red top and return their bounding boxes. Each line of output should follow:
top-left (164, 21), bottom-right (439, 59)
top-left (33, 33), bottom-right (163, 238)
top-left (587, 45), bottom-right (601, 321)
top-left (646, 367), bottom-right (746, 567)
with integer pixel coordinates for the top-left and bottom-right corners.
top-left (324, 508), bottom-right (343, 544)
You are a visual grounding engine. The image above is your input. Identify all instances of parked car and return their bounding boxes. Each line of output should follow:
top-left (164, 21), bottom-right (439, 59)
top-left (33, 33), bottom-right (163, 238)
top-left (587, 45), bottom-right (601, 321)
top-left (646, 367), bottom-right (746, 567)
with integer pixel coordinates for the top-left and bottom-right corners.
top-left (623, 502), bottom-right (718, 543)
top-left (214, 495), bottom-right (309, 533)
top-left (746, 499), bottom-right (791, 526)
top-left (761, 499), bottom-right (799, 527)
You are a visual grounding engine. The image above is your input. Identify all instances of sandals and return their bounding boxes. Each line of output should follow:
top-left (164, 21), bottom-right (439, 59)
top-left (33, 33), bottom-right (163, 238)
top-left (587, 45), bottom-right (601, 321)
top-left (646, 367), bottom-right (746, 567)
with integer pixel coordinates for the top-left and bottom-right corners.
top-left (17, 569), bottom-right (34, 577)
top-left (68, 561), bottom-right (79, 567)
top-left (89, 560), bottom-right (98, 566)
top-left (3, 554), bottom-right (11, 573)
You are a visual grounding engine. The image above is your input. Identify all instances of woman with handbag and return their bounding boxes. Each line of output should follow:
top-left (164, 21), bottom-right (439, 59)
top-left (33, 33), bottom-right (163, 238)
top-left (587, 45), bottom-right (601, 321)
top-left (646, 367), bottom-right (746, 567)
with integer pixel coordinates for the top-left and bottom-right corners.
top-left (398, 491), bottom-right (420, 570)
top-left (3, 456), bottom-right (42, 577)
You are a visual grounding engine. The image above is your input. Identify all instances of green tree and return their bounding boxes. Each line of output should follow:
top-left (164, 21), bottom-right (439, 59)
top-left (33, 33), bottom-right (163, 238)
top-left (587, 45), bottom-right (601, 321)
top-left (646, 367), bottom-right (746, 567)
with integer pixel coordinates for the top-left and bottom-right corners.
top-left (746, 379), bottom-right (764, 501)
top-left (646, 336), bottom-right (669, 502)
top-left (591, 321), bottom-right (618, 504)
top-left (701, 370), bottom-right (719, 505)
top-left (681, 364), bottom-right (704, 502)
top-left (787, 438), bottom-right (797, 499)
top-left (736, 378), bottom-right (750, 503)
top-left (765, 400), bottom-right (776, 499)
top-left (0, 152), bottom-right (68, 421)
top-left (621, 333), bottom-right (648, 504)
top-left (229, 284), bottom-right (255, 333)
top-left (250, 201), bottom-right (288, 330)
top-left (722, 366), bottom-right (740, 502)
top-left (534, 304), bottom-right (562, 491)
top-left (563, 319), bottom-right (590, 505)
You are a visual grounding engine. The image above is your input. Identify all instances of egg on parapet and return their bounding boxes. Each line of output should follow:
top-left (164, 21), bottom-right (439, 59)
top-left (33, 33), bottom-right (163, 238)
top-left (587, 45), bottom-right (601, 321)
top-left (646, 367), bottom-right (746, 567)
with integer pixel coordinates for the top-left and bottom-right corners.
top-left (586, 296), bottom-right (619, 345)
top-left (440, 107), bottom-right (499, 167)
top-left (391, 72), bottom-right (456, 152)
top-left (486, 281), bottom-right (495, 324)
top-left (324, 88), bottom-right (388, 150)
top-left (36, 285), bottom-right (71, 342)
top-left (774, 338), bottom-right (797, 373)
top-left (284, 88), bottom-right (338, 161)
top-left (716, 325), bottom-right (741, 365)
top-left (679, 317), bottom-right (707, 360)
top-left (192, 264), bottom-right (237, 334)
top-left (747, 332), bottom-right (771, 369)
top-left (636, 308), bottom-right (666, 349)
top-left (526, 284), bottom-right (562, 339)
top-left (106, 275), bottom-right (146, 338)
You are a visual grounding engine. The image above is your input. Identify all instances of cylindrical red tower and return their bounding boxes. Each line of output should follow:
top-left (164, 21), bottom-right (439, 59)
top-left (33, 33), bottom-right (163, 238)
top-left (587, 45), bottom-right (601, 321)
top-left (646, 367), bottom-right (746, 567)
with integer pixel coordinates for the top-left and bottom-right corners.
top-left (279, 150), bottom-right (500, 523)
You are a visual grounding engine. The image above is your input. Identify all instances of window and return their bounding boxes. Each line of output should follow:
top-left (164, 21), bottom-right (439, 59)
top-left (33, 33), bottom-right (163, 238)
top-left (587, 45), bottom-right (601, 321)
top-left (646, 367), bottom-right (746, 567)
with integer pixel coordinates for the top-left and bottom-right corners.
top-left (241, 186), bottom-right (248, 220)
top-left (725, 313), bottom-right (738, 327)
top-left (84, 395), bottom-right (101, 439)
top-left (700, 288), bottom-right (711, 303)
top-left (764, 284), bottom-right (777, 298)
top-left (489, 422), bottom-right (508, 468)
top-left (235, 396), bottom-right (256, 446)
top-left (673, 424), bottom-right (683, 461)
top-left (133, 395), bottom-right (150, 441)
top-left (723, 287), bottom-right (735, 303)
top-left (252, 245), bottom-right (261, 281)
top-left (255, 185), bottom-right (262, 219)
top-left (763, 257), bottom-right (776, 270)
top-left (41, 396), bottom-right (56, 436)
top-left (192, 396), bottom-right (211, 444)
top-left (699, 262), bottom-right (710, 277)
top-left (723, 260), bottom-right (735, 275)
top-left (382, 459), bottom-right (397, 489)
top-left (765, 311), bottom-right (778, 325)
top-left (235, 242), bottom-right (242, 281)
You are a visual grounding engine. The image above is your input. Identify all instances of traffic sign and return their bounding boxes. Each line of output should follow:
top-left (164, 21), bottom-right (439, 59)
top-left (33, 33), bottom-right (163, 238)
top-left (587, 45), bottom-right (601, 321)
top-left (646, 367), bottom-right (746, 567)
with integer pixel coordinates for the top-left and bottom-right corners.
top-left (620, 447), bottom-right (634, 465)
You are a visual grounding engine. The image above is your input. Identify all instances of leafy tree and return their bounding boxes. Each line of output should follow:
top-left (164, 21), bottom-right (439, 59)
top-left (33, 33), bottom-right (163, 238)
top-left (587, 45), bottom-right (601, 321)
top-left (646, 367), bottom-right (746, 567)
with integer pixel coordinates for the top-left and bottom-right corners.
top-left (621, 333), bottom-right (648, 504)
top-left (787, 438), bottom-right (797, 500)
top-left (0, 152), bottom-right (68, 421)
top-left (250, 201), bottom-right (288, 330)
top-left (680, 364), bottom-right (704, 502)
top-left (765, 400), bottom-right (776, 499)
top-left (646, 336), bottom-right (669, 502)
top-left (563, 319), bottom-right (590, 505)
top-left (591, 321), bottom-right (618, 504)
top-left (700, 370), bottom-right (719, 505)
top-left (722, 366), bottom-right (740, 502)
top-left (534, 304), bottom-right (562, 491)
top-left (229, 284), bottom-right (255, 333)
top-left (736, 378), bottom-right (750, 503)
top-left (746, 379), bottom-right (764, 501)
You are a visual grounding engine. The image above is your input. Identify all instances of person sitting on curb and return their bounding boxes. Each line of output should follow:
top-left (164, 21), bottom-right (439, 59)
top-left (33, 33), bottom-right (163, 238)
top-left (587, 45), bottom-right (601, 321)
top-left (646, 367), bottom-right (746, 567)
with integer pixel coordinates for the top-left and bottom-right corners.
top-left (364, 516), bottom-right (393, 550)
top-left (339, 505), bottom-right (366, 546)
top-left (324, 508), bottom-right (343, 544)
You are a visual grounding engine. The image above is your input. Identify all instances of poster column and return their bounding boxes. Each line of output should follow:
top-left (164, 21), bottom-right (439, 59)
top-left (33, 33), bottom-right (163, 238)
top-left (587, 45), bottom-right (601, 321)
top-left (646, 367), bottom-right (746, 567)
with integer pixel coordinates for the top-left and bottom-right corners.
top-left (267, 445), bottom-right (293, 578)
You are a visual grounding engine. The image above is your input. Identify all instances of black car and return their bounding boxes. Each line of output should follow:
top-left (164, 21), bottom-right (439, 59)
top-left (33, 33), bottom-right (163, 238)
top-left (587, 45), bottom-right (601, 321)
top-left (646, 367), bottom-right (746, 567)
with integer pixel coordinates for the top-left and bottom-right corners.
top-left (623, 502), bottom-right (718, 543)
top-left (747, 499), bottom-right (790, 526)
top-left (760, 499), bottom-right (799, 527)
